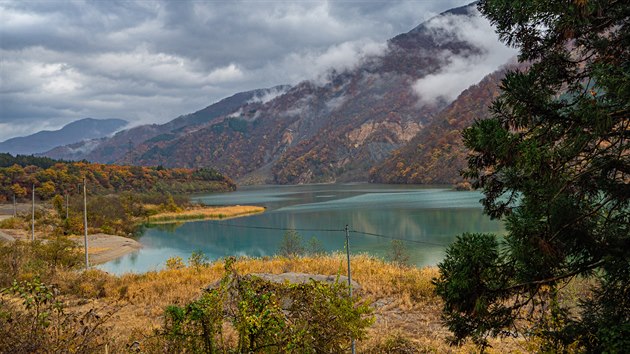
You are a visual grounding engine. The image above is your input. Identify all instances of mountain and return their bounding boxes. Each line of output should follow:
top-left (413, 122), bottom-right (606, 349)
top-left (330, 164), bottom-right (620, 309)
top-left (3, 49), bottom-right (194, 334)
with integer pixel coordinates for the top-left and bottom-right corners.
top-left (369, 65), bottom-right (512, 185)
top-left (140, 3), bottom-right (486, 183)
top-left (0, 118), bottom-right (127, 156)
top-left (44, 3), bottom-right (512, 185)
top-left (44, 86), bottom-right (290, 162)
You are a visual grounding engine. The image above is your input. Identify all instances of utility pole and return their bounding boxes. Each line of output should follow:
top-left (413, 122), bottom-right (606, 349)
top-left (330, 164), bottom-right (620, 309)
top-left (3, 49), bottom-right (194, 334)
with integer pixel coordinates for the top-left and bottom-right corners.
top-left (345, 224), bottom-right (355, 354)
top-left (65, 192), bottom-right (69, 220)
top-left (31, 184), bottom-right (35, 241)
top-left (83, 178), bottom-right (89, 270)
top-left (13, 193), bottom-right (16, 217)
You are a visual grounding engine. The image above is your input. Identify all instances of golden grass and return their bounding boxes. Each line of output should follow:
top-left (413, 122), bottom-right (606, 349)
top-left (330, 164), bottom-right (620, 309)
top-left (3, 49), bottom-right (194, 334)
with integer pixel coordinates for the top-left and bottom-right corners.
top-left (147, 205), bottom-right (265, 223)
top-left (52, 254), bottom-right (528, 352)
top-left (87, 246), bottom-right (109, 255)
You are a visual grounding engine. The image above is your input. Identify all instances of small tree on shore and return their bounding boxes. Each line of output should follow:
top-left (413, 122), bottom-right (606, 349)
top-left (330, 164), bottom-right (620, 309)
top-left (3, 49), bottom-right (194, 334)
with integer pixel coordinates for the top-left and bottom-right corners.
top-left (388, 240), bottom-right (410, 267)
top-left (278, 230), bottom-right (305, 257)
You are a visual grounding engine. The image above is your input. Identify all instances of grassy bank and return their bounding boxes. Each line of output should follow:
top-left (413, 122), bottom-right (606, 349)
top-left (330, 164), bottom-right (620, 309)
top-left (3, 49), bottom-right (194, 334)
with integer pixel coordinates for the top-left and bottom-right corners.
top-left (0, 243), bottom-right (530, 353)
top-left (147, 205), bottom-right (265, 223)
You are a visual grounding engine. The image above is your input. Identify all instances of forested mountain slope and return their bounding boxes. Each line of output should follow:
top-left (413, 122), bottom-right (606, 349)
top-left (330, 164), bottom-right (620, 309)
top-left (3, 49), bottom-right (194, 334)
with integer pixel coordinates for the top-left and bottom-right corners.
top-left (369, 66), bottom-right (513, 184)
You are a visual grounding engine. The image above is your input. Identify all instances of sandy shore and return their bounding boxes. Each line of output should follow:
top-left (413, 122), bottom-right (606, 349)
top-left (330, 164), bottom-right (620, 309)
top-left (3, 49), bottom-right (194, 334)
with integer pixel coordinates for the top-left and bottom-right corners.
top-left (69, 233), bottom-right (142, 264)
top-left (0, 228), bottom-right (141, 265)
top-left (0, 203), bottom-right (142, 265)
top-left (0, 203), bottom-right (259, 266)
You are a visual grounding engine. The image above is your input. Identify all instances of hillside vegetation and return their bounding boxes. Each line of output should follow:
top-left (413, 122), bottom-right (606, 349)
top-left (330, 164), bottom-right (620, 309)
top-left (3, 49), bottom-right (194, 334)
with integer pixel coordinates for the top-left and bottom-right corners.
top-left (370, 67), bottom-right (510, 185)
top-left (0, 153), bottom-right (235, 203)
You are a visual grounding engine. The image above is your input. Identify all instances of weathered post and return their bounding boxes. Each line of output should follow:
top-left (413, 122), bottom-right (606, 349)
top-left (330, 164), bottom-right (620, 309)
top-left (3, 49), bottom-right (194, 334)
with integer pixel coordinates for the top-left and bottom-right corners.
top-left (345, 224), bottom-right (355, 354)
top-left (83, 178), bottom-right (89, 269)
top-left (31, 184), bottom-right (35, 241)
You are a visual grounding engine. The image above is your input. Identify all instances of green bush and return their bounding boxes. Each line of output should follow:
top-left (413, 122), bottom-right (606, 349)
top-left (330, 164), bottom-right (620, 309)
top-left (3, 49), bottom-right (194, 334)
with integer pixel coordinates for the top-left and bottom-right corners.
top-left (0, 217), bottom-right (21, 229)
top-left (159, 259), bottom-right (374, 353)
top-left (188, 250), bottom-right (210, 271)
top-left (165, 256), bottom-right (185, 270)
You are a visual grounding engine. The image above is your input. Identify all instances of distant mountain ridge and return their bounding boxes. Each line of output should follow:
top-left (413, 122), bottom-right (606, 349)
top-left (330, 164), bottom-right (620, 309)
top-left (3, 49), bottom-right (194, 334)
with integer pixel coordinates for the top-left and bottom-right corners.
top-left (43, 3), bottom-right (513, 185)
top-left (44, 86), bottom-right (290, 162)
top-left (0, 118), bottom-right (127, 156)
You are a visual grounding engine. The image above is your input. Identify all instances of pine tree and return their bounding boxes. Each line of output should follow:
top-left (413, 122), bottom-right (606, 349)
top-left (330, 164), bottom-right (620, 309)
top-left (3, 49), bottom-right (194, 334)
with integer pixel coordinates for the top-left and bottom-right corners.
top-left (435, 0), bottom-right (629, 351)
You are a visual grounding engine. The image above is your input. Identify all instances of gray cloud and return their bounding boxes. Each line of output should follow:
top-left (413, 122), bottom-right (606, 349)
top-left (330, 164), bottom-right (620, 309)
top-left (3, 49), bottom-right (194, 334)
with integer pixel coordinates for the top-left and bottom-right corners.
top-left (412, 8), bottom-right (518, 106)
top-left (1, 0), bottom-right (473, 142)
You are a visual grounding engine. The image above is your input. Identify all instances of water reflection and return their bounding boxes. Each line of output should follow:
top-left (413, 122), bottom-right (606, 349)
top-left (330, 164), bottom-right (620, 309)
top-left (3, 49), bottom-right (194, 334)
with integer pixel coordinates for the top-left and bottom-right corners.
top-left (98, 184), bottom-right (504, 274)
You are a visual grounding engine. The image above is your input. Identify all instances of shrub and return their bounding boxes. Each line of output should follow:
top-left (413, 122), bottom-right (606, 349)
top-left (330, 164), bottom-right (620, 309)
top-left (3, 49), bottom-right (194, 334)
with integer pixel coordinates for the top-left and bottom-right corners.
top-left (0, 278), bottom-right (114, 353)
top-left (388, 240), bottom-right (410, 267)
top-left (163, 290), bottom-right (225, 353)
top-left (0, 238), bottom-right (82, 287)
top-left (158, 259), bottom-right (374, 353)
top-left (165, 256), bottom-right (185, 270)
top-left (0, 217), bottom-right (21, 229)
top-left (278, 230), bottom-right (305, 257)
top-left (68, 269), bottom-right (111, 298)
top-left (306, 236), bottom-right (326, 256)
top-left (188, 250), bottom-right (209, 271)
top-left (367, 332), bottom-right (419, 353)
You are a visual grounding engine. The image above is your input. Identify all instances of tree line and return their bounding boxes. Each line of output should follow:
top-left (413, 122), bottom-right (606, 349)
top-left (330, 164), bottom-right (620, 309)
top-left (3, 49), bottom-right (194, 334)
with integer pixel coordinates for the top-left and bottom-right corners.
top-left (0, 153), bottom-right (235, 202)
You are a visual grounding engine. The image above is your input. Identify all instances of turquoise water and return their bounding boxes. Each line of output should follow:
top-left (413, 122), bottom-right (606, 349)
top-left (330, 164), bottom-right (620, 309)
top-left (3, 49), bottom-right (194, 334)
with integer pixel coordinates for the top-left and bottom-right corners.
top-left (98, 184), bottom-right (504, 274)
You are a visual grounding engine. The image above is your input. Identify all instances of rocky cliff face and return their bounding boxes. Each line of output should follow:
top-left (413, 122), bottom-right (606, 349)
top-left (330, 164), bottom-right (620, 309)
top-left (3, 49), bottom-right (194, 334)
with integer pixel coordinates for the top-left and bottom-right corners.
top-left (368, 63), bottom-right (526, 185)
top-left (130, 3), bottom-right (484, 183)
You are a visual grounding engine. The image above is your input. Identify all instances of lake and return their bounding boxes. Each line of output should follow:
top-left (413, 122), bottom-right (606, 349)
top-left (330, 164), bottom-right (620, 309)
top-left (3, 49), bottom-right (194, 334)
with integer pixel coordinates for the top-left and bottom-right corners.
top-left (98, 184), bottom-right (504, 274)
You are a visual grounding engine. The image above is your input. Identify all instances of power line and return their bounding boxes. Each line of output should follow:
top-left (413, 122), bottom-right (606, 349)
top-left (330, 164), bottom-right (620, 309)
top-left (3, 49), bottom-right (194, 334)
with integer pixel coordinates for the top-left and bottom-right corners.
top-left (349, 229), bottom-right (447, 247)
top-left (201, 220), bottom-right (448, 247)
top-left (210, 220), bottom-right (344, 233)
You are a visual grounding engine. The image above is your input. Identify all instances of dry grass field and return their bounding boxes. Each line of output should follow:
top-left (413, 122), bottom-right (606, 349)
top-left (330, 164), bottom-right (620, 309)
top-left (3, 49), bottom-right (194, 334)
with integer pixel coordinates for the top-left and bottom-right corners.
top-left (49, 254), bottom-right (529, 353)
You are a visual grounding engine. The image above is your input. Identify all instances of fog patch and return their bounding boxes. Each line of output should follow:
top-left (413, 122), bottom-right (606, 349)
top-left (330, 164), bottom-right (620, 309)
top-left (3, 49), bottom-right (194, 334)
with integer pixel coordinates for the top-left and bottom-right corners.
top-left (412, 9), bottom-right (517, 106)
top-left (247, 85), bottom-right (290, 104)
top-left (325, 95), bottom-right (347, 112)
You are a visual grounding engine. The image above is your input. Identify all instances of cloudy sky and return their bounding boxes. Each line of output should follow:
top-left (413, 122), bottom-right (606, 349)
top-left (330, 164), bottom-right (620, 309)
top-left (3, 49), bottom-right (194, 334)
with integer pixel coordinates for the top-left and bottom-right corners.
top-left (0, 0), bottom-right (494, 142)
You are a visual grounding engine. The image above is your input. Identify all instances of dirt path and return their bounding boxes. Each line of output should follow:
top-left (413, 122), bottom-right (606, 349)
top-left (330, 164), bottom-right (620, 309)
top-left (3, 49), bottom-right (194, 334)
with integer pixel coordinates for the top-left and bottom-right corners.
top-left (0, 202), bottom-right (38, 216)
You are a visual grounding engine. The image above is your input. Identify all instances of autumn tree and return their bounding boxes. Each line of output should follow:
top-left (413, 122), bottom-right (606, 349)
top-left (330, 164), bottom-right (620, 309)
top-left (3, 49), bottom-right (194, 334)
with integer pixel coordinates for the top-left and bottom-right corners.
top-left (0, 154), bottom-right (235, 201)
top-left (10, 183), bottom-right (27, 200)
top-left (435, 0), bottom-right (629, 352)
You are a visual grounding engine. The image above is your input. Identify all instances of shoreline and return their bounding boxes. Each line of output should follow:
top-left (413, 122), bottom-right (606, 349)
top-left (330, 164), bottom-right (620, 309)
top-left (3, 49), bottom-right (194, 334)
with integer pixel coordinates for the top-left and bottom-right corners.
top-left (69, 233), bottom-right (143, 265)
top-left (0, 204), bottom-right (265, 265)
top-left (146, 205), bottom-right (265, 223)
top-left (0, 229), bottom-right (142, 265)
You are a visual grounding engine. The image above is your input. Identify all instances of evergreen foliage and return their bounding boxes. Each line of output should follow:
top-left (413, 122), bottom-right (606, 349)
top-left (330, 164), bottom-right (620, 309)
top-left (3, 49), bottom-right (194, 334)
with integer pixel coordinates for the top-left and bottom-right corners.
top-left (0, 153), bottom-right (73, 169)
top-left (435, 0), bottom-right (629, 351)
